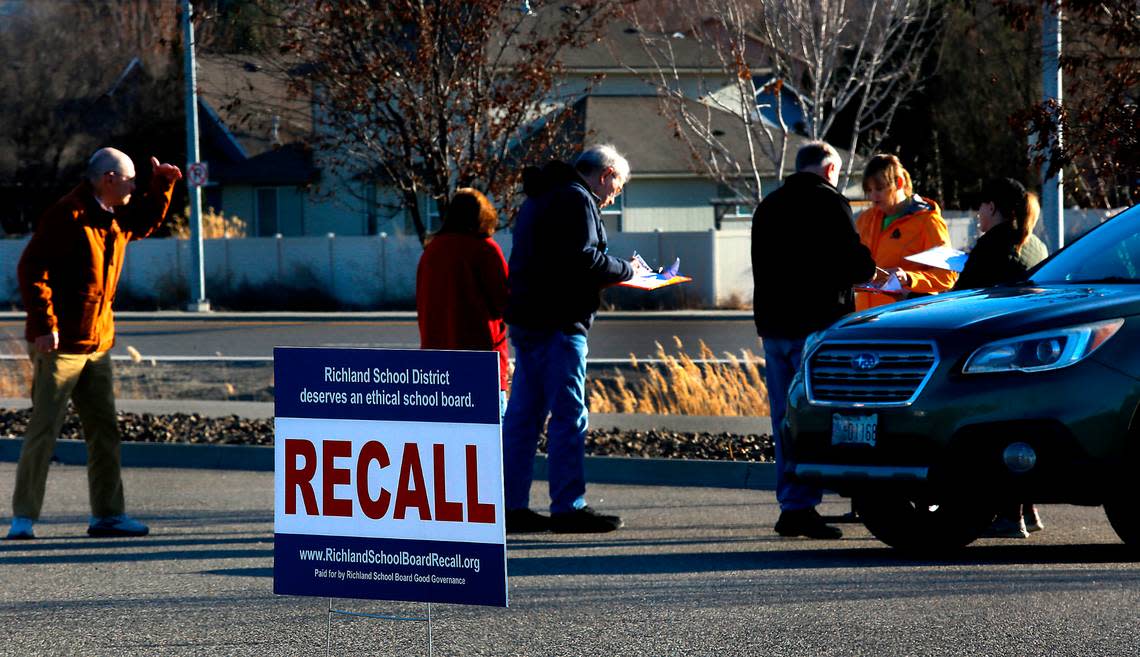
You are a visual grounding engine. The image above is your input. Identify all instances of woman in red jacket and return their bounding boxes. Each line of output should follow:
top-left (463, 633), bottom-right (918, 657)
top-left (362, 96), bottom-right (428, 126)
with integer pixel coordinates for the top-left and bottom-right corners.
top-left (415, 188), bottom-right (510, 400)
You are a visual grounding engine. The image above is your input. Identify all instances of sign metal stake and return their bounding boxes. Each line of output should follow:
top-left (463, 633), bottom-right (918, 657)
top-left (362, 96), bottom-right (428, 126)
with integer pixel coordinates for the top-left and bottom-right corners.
top-left (325, 597), bottom-right (434, 656)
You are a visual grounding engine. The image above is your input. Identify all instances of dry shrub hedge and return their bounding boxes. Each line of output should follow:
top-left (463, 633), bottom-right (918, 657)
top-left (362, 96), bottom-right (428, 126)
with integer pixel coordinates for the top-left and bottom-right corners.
top-left (588, 337), bottom-right (769, 416)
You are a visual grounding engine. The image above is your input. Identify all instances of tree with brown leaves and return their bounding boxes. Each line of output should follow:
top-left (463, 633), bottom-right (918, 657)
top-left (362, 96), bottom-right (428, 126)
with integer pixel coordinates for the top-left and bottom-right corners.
top-left (277, 0), bottom-right (628, 244)
top-left (998, 0), bottom-right (1138, 207)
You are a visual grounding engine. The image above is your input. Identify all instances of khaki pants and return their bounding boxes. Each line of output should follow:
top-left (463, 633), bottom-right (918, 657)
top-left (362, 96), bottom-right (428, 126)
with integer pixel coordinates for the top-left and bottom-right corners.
top-left (12, 346), bottom-right (124, 520)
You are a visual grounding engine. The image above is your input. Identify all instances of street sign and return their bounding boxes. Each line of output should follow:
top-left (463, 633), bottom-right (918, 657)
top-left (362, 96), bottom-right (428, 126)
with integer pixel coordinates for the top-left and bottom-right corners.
top-left (187, 162), bottom-right (209, 187)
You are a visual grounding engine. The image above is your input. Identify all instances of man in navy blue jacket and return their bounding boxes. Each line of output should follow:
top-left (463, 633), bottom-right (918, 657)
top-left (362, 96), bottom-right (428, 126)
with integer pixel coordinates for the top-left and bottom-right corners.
top-left (502, 144), bottom-right (633, 533)
top-left (752, 140), bottom-right (876, 539)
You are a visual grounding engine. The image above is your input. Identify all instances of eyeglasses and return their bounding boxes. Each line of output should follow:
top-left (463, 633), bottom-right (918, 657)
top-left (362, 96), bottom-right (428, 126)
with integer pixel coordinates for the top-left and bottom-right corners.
top-left (107, 171), bottom-right (136, 184)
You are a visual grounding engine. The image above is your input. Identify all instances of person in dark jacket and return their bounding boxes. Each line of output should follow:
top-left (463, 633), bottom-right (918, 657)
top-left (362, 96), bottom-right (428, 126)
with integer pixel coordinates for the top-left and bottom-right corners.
top-left (416, 188), bottom-right (510, 397)
top-left (954, 178), bottom-right (1048, 291)
top-left (501, 144), bottom-right (633, 534)
top-left (752, 140), bottom-right (876, 540)
top-left (955, 177), bottom-right (1049, 539)
top-left (7, 147), bottom-right (181, 541)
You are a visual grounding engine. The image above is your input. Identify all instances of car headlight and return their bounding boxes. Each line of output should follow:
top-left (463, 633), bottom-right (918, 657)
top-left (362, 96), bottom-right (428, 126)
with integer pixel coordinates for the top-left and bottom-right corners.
top-left (962, 319), bottom-right (1124, 374)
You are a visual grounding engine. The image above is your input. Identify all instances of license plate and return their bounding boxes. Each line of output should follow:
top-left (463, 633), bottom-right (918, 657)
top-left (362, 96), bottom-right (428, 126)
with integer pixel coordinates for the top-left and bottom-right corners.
top-left (831, 413), bottom-right (878, 447)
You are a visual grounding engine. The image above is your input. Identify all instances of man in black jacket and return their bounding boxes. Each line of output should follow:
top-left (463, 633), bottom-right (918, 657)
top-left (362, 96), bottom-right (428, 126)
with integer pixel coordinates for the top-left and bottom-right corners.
top-left (752, 141), bottom-right (876, 539)
top-left (502, 144), bottom-right (633, 534)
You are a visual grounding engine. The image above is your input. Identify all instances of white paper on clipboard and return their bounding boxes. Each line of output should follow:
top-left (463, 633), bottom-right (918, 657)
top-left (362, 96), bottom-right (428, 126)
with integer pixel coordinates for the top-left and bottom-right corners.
top-left (904, 245), bottom-right (968, 273)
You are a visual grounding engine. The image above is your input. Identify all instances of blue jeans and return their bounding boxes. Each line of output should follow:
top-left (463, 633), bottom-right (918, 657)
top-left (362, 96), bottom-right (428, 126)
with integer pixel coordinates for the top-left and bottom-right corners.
top-left (502, 326), bottom-right (589, 514)
top-left (761, 336), bottom-right (823, 512)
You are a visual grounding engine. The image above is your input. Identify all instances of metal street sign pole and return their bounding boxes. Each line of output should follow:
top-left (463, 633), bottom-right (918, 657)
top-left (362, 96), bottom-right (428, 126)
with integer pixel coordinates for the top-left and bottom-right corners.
top-left (1042, 1), bottom-right (1064, 251)
top-left (183, 0), bottom-right (210, 311)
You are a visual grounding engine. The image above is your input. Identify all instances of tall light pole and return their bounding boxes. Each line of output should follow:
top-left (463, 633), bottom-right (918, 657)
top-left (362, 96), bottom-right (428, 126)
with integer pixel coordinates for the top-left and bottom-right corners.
top-left (182, 0), bottom-right (210, 311)
top-left (1042, 1), bottom-right (1064, 251)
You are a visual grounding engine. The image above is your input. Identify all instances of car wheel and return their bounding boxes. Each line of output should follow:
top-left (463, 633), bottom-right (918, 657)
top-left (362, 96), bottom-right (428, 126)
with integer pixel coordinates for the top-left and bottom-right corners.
top-left (855, 494), bottom-right (994, 554)
top-left (1103, 502), bottom-right (1140, 548)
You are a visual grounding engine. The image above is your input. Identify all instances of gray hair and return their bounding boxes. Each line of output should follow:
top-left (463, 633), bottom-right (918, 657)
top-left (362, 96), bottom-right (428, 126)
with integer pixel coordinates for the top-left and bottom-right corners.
top-left (85, 147), bottom-right (134, 183)
top-left (574, 144), bottom-right (631, 183)
top-left (795, 141), bottom-right (842, 174)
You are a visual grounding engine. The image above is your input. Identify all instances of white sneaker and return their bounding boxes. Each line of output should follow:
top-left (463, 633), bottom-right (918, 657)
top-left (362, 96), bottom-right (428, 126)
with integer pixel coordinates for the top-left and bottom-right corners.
top-left (1024, 506), bottom-right (1045, 533)
top-left (5, 516), bottom-right (35, 540)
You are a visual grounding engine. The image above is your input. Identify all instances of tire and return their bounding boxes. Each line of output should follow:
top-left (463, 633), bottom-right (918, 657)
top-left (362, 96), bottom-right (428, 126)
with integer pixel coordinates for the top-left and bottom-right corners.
top-left (855, 494), bottom-right (995, 554)
top-left (1104, 502), bottom-right (1140, 548)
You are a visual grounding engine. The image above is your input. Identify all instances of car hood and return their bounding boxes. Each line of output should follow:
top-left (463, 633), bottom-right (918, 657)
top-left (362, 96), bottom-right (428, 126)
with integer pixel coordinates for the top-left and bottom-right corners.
top-left (833, 284), bottom-right (1140, 336)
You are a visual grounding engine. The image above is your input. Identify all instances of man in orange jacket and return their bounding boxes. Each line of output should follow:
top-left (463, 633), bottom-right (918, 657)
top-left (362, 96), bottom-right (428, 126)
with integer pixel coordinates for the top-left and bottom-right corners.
top-left (6, 147), bottom-right (181, 540)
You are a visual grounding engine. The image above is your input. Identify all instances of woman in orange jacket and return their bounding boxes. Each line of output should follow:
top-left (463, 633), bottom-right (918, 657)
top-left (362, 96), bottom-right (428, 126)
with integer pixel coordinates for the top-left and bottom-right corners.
top-left (855, 154), bottom-right (957, 310)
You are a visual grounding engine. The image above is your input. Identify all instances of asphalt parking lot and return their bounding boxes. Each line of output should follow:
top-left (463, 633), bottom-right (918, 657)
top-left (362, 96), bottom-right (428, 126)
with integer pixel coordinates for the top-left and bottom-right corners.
top-left (2, 462), bottom-right (1139, 656)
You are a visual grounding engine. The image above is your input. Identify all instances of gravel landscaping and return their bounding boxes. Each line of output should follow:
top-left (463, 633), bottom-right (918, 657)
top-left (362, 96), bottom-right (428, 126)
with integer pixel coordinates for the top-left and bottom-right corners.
top-left (0, 408), bottom-right (775, 462)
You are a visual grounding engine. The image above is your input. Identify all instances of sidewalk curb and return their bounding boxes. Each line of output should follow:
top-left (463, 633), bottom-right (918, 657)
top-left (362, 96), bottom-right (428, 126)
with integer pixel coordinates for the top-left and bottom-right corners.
top-left (0, 310), bottom-right (753, 322)
top-left (0, 437), bottom-right (775, 490)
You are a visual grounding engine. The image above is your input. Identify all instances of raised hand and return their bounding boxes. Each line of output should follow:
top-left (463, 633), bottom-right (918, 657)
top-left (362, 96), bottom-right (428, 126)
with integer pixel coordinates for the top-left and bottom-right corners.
top-left (150, 156), bottom-right (183, 184)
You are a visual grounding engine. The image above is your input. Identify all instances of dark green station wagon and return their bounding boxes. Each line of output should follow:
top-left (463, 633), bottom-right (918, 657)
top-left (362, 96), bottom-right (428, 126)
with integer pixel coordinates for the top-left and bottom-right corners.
top-left (786, 203), bottom-right (1140, 552)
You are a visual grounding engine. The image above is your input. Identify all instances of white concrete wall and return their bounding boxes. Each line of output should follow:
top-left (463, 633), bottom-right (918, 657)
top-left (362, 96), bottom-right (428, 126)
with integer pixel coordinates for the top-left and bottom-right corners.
top-left (943, 212), bottom-right (977, 251)
top-left (713, 229), bottom-right (752, 307)
top-left (1, 238), bottom-right (23, 303)
top-left (606, 230), bottom-right (718, 305)
top-left (0, 208), bottom-right (1125, 310)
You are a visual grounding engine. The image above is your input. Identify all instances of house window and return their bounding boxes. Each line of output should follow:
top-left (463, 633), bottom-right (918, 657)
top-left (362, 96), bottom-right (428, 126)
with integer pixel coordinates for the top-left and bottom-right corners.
top-left (255, 187), bottom-right (278, 236)
top-left (600, 191), bottom-right (623, 234)
top-left (426, 197), bottom-right (441, 233)
top-left (714, 183), bottom-right (755, 228)
top-left (366, 184), bottom-right (378, 235)
top-left (408, 197), bottom-right (442, 234)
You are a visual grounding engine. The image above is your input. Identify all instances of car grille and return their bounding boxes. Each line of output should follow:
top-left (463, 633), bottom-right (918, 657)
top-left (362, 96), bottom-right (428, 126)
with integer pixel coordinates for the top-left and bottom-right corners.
top-left (806, 341), bottom-right (938, 406)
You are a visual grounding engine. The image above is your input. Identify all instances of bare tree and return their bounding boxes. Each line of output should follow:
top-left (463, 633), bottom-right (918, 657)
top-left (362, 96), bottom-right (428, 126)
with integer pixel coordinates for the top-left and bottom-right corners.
top-left (627, 0), bottom-right (941, 203)
top-left (0, 1), bottom-right (182, 233)
top-left (760, 0), bottom-right (941, 188)
top-left (273, 0), bottom-right (627, 244)
top-left (625, 0), bottom-right (784, 204)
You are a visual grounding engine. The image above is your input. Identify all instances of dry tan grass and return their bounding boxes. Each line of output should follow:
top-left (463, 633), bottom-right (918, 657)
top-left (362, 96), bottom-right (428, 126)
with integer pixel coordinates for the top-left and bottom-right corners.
top-left (0, 343), bottom-right (242, 401)
top-left (0, 360), bottom-right (32, 398)
top-left (0, 336), bottom-right (31, 398)
top-left (588, 337), bottom-right (769, 416)
top-left (167, 206), bottom-right (248, 239)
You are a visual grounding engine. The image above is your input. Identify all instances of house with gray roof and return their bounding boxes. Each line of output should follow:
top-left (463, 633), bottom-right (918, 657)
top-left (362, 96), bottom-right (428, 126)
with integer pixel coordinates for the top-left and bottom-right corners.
top-left (195, 7), bottom-right (829, 238)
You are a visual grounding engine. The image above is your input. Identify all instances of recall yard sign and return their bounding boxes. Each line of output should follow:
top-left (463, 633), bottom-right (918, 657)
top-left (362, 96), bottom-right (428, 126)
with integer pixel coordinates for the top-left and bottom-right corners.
top-left (273, 347), bottom-right (506, 607)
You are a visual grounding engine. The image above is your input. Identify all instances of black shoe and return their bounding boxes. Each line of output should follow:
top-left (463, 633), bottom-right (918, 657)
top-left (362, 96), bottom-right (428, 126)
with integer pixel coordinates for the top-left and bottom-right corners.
top-left (774, 508), bottom-right (843, 539)
top-left (86, 514), bottom-right (149, 538)
top-left (505, 508), bottom-right (551, 534)
top-left (550, 506), bottom-right (623, 534)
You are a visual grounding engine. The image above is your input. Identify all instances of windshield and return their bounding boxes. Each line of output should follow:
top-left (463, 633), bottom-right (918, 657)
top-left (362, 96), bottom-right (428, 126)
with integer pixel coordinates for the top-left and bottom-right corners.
top-left (1033, 204), bottom-right (1140, 283)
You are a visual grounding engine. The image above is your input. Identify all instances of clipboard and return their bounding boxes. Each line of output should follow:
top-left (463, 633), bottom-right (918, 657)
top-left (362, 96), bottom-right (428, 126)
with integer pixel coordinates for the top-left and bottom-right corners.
top-left (619, 274), bottom-right (693, 290)
top-left (618, 251), bottom-right (693, 291)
